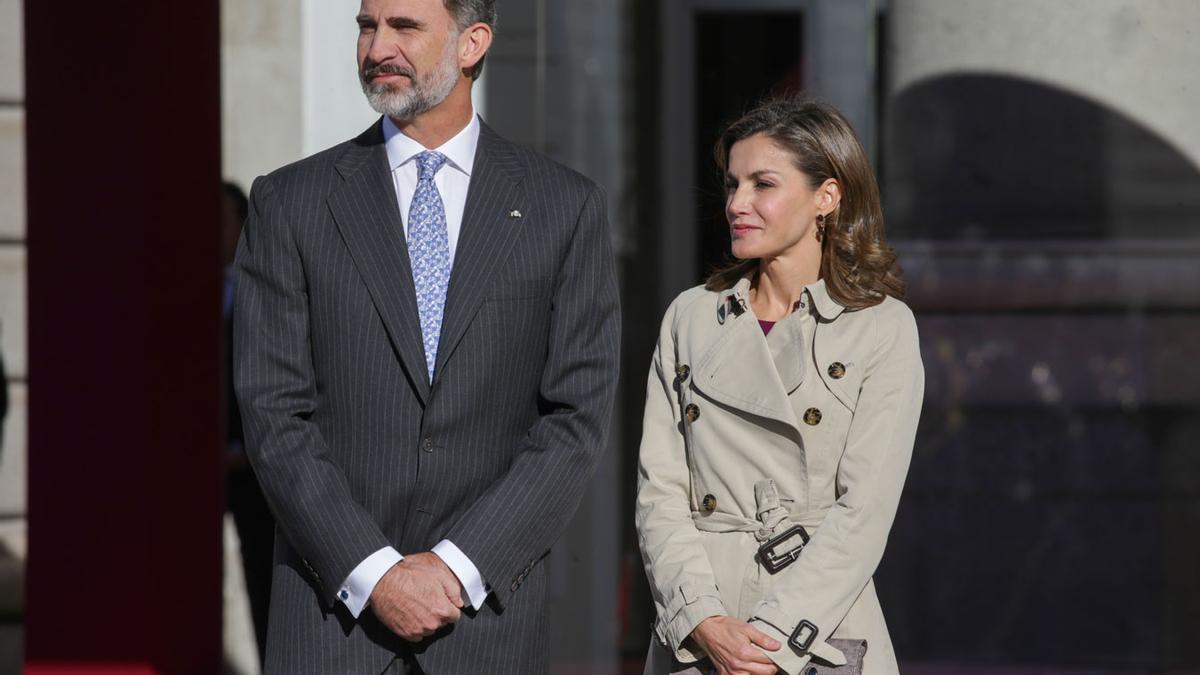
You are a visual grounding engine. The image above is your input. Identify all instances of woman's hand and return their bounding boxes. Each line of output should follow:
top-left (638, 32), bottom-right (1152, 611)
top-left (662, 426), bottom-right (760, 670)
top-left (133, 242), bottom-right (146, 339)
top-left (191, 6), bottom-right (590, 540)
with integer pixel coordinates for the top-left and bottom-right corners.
top-left (690, 616), bottom-right (782, 675)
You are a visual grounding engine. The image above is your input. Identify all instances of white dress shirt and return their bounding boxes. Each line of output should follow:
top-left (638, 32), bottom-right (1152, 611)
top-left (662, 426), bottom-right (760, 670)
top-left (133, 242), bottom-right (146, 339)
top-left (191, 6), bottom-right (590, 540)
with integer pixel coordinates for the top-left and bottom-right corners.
top-left (337, 111), bottom-right (491, 618)
top-left (385, 112), bottom-right (479, 261)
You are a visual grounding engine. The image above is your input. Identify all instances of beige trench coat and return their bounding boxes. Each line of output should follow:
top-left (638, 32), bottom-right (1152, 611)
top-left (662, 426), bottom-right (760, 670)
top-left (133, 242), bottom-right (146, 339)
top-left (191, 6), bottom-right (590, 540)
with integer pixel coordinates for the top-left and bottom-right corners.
top-left (636, 276), bottom-right (924, 675)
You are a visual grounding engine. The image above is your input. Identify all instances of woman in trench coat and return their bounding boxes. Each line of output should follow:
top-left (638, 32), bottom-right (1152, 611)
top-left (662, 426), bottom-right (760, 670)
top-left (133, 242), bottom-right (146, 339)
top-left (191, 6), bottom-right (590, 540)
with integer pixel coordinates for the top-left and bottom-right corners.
top-left (636, 99), bottom-right (924, 675)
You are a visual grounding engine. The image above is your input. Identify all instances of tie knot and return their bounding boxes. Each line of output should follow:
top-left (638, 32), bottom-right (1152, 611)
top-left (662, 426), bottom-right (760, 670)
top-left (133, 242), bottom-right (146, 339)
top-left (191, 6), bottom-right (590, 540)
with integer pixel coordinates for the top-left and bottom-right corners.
top-left (415, 151), bottom-right (448, 181)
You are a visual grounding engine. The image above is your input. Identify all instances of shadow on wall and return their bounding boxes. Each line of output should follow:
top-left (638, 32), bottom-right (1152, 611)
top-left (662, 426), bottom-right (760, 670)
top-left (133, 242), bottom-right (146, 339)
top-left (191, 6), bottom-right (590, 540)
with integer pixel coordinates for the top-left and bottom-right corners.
top-left (885, 74), bottom-right (1200, 240)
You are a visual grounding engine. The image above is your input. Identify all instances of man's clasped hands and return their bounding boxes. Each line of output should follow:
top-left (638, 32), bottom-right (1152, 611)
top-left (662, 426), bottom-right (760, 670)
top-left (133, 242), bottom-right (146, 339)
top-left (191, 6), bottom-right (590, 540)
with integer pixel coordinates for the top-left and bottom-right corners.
top-left (369, 553), bottom-right (464, 641)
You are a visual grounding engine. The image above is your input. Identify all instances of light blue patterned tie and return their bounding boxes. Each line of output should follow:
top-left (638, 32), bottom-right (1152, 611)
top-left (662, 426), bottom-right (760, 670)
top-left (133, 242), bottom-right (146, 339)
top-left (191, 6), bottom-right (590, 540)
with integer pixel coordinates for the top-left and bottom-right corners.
top-left (407, 151), bottom-right (451, 382)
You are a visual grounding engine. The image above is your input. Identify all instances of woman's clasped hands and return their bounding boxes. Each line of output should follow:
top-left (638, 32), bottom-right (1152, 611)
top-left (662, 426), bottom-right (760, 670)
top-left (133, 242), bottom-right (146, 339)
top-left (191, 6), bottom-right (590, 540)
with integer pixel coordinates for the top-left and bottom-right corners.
top-left (690, 615), bottom-right (782, 675)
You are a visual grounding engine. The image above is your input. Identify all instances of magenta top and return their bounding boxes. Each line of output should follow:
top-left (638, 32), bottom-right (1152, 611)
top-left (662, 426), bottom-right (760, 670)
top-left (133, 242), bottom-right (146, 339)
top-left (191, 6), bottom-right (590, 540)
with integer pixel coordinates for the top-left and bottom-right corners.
top-left (758, 319), bottom-right (776, 335)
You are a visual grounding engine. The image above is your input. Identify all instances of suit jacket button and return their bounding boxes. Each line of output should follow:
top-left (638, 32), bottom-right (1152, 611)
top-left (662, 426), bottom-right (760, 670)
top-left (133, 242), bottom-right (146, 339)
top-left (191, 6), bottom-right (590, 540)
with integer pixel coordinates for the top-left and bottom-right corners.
top-left (803, 407), bottom-right (822, 425)
top-left (422, 437), bottom-right (435, 452)
top-left (676, 364), bottom-right (691, 381)
top-left (685, 403), bottom-right (700, 423)
top-left (701, 494), bottom-right (717, 512)
top-left (828, 362), bottom-right (846, 379)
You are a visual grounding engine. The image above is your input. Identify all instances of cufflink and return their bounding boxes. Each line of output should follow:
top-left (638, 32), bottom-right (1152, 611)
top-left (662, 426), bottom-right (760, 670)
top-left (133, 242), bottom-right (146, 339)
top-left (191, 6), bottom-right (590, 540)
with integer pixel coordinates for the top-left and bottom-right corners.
top-left (338, 589), bottom-right (350, 601)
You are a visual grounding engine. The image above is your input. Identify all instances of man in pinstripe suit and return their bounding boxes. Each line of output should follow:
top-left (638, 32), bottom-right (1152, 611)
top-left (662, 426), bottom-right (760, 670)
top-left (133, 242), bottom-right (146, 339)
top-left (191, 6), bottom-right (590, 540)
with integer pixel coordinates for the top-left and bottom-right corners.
top-left (233, 1), bottom-right (620, 672)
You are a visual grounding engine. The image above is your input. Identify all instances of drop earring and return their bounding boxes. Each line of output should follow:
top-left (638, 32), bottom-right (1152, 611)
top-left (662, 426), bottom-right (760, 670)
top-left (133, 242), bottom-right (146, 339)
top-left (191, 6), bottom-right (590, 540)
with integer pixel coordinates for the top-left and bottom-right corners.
top-left (816, 214), bottom-right (826, 242)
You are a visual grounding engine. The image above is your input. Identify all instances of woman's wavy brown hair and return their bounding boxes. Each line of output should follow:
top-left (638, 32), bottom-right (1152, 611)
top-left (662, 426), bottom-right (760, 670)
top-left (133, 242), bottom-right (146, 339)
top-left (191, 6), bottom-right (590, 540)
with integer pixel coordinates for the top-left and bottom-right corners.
top-left (705, 98), bottom-right (905, 308)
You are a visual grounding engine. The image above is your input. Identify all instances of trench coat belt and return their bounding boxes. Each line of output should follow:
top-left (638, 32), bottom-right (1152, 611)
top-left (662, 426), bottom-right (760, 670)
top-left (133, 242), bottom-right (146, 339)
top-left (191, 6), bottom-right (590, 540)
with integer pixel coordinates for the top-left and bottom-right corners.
top-left (691, 508), bottom-right (830, 543)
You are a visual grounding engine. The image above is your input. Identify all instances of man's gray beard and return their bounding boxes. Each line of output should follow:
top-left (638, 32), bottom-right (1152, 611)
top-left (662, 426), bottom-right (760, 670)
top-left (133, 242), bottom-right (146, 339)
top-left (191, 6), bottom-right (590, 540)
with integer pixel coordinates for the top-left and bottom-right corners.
top-left (361, 39), bottom-right (460, 121)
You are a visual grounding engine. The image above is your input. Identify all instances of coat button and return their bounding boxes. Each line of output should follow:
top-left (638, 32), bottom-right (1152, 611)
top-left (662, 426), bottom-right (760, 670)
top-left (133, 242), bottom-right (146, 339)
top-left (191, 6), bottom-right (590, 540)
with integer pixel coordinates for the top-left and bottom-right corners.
top-left (422, 437), bottom-right (435, 452)
top-left (701, 494), bottom-right (717, 512)
top-left (803, 407), bottom-right (822, 425)
top-left (685, 403), bottom-right (700, 423)
top-left (676, 363), bottom-right (691, 381)
top-left (828, 362), bottom-right (846, 379)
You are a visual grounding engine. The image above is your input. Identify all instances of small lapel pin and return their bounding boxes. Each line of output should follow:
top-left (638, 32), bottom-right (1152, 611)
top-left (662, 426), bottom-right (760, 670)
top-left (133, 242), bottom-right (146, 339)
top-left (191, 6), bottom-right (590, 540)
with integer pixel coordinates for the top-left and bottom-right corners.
top-left (509, 209), bottom-right (522, 219)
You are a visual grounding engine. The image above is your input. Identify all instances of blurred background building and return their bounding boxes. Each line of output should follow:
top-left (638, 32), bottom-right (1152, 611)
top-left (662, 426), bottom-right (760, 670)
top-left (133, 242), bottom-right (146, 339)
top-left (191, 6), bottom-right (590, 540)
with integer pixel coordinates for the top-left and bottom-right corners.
top-left (6, 0), bottom-right (1199, 673)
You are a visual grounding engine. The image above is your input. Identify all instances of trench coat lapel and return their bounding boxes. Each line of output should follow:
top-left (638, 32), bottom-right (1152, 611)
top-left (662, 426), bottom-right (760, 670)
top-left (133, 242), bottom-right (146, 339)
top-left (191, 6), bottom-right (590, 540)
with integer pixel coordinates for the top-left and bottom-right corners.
top-left (763, 310), bottom-right (806, 395)
top-left (328, 119), bottom-right (432, 404)
top-left (691, 277), bottom-right (801, 432)
top-left (431, 122), bottom-right (528, 382)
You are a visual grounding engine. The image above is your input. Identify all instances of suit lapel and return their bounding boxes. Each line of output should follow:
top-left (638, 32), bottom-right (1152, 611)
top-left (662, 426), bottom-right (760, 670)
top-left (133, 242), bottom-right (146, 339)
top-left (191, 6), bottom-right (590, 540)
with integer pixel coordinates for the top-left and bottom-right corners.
top-left (328, 120), bottom-right (432, 404)
top-left (432, 122), bottom-right (527, 381)
top-left (691, 279), bottom-right (801, 433)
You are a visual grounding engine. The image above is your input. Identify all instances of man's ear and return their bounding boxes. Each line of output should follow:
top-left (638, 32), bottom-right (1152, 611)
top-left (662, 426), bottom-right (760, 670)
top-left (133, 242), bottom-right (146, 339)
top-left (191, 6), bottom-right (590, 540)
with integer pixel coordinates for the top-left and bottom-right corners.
top-left (459, 22), bottom-right (493, 75)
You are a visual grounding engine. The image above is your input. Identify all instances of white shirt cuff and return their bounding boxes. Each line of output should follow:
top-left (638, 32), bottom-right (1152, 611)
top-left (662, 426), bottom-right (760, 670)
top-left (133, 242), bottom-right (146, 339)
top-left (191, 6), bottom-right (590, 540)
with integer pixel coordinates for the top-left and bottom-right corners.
top-left (339, 546), bottom-right (403, 618)
top-left (432, 539), bottom-right (490, 610)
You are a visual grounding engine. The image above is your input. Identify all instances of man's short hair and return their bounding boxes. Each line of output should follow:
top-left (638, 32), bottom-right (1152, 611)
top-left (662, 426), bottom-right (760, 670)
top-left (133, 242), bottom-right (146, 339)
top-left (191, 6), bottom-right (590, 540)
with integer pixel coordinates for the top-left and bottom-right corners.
top-left (444, 0), bottom-right (496, 80)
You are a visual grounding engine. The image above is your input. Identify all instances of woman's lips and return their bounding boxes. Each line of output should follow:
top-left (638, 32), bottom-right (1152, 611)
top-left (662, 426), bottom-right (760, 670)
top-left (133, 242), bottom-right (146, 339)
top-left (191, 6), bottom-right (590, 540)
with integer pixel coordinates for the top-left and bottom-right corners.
top-left (731, 224), bottom-right (758, 236)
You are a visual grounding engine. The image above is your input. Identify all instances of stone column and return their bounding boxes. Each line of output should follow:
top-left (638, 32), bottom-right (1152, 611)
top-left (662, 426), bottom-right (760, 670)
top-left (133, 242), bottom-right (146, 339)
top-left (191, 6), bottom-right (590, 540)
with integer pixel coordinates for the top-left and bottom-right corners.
top-left (0, 0), bottom-right (26, 667)
top-left (485, 2), bottom-right (628, 672)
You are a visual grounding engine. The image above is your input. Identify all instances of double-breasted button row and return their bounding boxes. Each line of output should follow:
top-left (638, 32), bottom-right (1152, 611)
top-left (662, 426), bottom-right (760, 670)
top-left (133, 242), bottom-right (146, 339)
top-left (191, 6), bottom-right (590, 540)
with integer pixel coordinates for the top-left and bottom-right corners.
top-left (701, 494), bottom-right (717, 512)
top-left (799, 363), bottom-right (840, 428)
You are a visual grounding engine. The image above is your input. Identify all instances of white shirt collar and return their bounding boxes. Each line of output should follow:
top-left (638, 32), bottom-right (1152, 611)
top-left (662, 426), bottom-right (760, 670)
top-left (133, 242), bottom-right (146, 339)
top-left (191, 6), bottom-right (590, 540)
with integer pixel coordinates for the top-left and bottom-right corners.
top-left (382, 110), bottom-right (480, 177)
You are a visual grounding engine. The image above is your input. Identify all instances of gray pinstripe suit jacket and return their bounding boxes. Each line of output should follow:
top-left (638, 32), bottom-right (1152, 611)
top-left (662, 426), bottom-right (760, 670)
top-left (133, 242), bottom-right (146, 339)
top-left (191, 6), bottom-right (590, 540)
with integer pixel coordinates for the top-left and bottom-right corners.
top-left (233, 118), bottom-right (621, 674)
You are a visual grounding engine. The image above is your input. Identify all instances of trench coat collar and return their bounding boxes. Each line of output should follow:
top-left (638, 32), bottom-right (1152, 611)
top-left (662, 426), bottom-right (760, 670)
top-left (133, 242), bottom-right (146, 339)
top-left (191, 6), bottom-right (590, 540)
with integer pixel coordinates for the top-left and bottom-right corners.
top-left (718, 275), bottom-right (846, 315)
top-left (720, 275), bottom-right (847, 321)
top-left (723, 275), bottom-right (815, 394)
top-left (690, 276), bottom-right (802, 432)
top-left (691, 274), bottom-right (850, 432)
top-left (802, 278), bottom-right (847, 321)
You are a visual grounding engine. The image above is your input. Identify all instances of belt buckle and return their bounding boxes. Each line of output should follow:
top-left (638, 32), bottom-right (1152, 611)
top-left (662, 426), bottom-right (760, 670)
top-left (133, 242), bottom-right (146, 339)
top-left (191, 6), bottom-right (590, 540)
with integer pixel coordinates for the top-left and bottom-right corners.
top-left (757, 524), bottom-right (809, 574)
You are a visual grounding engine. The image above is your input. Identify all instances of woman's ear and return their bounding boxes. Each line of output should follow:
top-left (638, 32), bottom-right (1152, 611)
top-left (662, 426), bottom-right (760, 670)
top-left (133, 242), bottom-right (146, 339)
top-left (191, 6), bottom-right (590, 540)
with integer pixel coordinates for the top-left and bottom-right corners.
top-left (817, 178), bottom-right (842, 216)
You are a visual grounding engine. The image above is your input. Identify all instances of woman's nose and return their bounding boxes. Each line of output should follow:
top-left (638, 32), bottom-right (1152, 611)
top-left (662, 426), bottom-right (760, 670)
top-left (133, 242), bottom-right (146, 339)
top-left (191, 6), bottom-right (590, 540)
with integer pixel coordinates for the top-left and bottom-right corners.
top-left (727, 186), bottom-right (751, 216)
